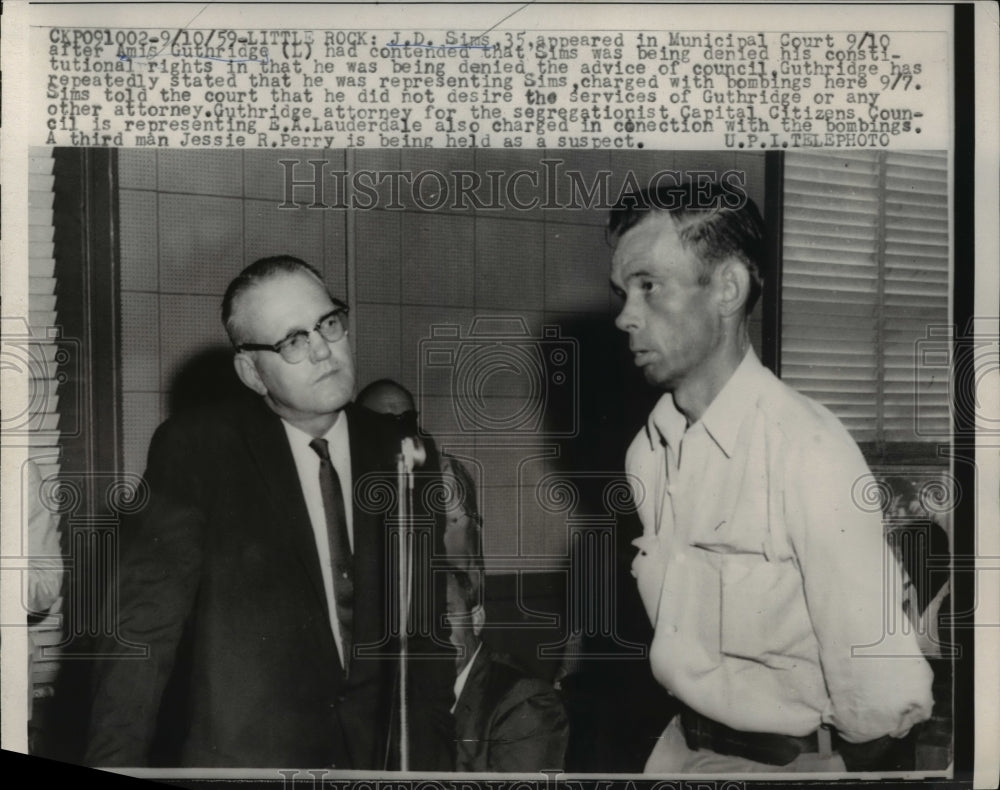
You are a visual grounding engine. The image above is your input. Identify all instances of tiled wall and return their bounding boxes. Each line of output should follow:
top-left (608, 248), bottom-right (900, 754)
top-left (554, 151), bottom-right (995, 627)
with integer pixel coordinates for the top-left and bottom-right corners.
top-left (118, 149), bottom-right (766, 563)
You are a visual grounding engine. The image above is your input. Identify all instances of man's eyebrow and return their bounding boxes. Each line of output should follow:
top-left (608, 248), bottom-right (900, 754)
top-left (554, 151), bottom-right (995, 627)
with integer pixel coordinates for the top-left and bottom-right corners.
top-left (275, 326), bottom-right (308, 344)
top-left (276, 318), bottom-right (319, 341)
top-left (280, 307), bottom-right (340, 338)
top-left (610, 266), bottom-right (655, 291)
top-left (621, 268), bottom-right (655, 282)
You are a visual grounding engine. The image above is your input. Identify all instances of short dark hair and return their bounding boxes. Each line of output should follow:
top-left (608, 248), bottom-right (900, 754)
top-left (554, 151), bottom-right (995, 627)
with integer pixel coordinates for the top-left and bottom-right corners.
top-left (221, 255), bottom-right (328, 344)
top-left (608, 180), bottom-right (766, 314)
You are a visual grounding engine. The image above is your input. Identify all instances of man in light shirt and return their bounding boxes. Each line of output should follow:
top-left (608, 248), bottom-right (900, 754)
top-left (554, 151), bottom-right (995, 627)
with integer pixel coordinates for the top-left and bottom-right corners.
top-left (86, 256), bottom-right (454, 769)
top-left (608, 182), bottom-right (933, 773)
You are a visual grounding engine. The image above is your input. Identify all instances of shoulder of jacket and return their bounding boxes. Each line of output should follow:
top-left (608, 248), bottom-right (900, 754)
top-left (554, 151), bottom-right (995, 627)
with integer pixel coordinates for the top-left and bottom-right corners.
top-left (153, 398), bottom-right (249, 447)
top-left (483, 651), bottom-right (561, 711)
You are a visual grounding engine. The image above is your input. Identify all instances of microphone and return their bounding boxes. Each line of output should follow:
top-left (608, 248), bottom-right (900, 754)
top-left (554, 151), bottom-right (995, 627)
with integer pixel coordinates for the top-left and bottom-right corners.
top-left (394, 433), bottom-right (425, 772)
top-left (400, 436), bottom-right (426, 473)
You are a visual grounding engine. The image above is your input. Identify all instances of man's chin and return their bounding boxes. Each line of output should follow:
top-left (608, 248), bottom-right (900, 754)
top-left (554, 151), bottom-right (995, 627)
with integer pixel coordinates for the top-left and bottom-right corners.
top-left (322, 395), bottom-right (353, 415)
top-left (315, 379), bottom-right (355, 409)
top-left (265, 393), bottom-right (352, 424)
top-left (641, 365), bottom-right (670, 388)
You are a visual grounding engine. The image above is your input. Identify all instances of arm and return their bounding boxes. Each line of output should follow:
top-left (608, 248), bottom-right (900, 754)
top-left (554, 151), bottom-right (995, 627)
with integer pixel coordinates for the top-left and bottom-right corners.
top-left (785, 427), bottom-right (933, 744)
top-left (85, 419), bottom-right (206, 766)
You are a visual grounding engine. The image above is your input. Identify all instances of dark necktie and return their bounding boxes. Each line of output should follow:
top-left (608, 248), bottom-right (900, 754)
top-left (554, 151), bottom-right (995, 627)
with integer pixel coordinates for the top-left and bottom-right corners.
top-left (309, 437), bottom-right (354, 674)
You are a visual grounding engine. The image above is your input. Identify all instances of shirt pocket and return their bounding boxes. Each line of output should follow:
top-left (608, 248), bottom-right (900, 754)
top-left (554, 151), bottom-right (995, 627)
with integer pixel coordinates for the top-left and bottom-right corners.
top-left (719, 553), bottom-right (806, 670)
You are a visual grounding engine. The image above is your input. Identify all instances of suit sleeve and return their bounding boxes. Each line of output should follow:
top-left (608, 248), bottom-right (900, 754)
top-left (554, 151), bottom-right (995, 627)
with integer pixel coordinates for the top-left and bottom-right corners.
top-left (487, 680), bottom-right (570, 773)
top-left (85, 419), bottom-right (206, 766)
top-left (405, 437), bottom-right (458, 771)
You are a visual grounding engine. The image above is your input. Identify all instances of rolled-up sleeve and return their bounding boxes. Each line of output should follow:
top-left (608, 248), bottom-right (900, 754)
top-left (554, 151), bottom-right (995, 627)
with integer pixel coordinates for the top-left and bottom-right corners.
top-left (785, 429), bottom-right (934, 743)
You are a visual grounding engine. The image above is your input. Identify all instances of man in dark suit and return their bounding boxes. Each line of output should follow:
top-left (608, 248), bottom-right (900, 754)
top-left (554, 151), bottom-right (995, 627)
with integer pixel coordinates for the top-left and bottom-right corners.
top-left (85, 256), bottom-right (455, 769)
top-left (357, 379), bottom-right (569, 773)
top-left (445, 568), bottom-right (569, 773)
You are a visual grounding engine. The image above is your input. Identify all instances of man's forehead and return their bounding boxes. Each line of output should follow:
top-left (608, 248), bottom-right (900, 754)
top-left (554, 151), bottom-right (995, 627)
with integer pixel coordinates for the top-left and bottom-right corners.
top-left (611, 213), bottom-right (689, 276)
top-left (238, 271), bottom-right (335, 329)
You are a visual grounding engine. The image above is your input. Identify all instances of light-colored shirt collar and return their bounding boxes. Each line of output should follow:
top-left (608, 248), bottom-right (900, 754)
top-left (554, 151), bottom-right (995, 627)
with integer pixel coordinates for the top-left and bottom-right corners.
top-left (645, 348), bottom-right (765, 458)
top-left (282, 410), bottom-right (350, 465)
top-left (452, 642), bottom-right (484, 712)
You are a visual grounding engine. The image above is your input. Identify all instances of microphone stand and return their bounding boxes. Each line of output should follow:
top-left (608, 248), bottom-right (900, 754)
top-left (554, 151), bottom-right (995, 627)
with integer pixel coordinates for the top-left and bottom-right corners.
top-left (395, 436), bottom-right (425, 772)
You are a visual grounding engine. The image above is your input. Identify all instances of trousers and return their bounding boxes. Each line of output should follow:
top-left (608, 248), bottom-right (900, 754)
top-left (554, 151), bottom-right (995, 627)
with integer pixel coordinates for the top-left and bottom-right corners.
top-left (644, 717), bottom-right (847, 775)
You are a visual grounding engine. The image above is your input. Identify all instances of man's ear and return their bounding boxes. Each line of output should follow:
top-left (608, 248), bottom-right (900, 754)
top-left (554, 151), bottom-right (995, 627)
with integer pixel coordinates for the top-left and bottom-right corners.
top-left (233, 352), bottom-right (268, 396)
top-left (471, 604), bottom-right (486, 638)
top-left (715, 258), bottom-right (751, 318)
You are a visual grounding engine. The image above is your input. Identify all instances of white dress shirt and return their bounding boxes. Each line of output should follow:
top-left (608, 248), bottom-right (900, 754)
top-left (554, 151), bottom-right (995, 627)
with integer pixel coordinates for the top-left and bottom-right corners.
top-left (452, 643), bottom-right (484, 713)
top-left (283, 412), bottom-right (354, 665)
top-left (627, 349), bottom-right (933, 744)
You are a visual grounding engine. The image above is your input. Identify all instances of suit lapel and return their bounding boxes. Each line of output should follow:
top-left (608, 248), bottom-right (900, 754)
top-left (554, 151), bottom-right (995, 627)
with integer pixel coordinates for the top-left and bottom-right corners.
top-left (237, 398), bottom-right (333, 634)
top-left (455, 646), bottom-right (489, 715)
top-left (454, 646), bottom-right (491, 769)
top-left (345, 404), bottom-right (391, 660)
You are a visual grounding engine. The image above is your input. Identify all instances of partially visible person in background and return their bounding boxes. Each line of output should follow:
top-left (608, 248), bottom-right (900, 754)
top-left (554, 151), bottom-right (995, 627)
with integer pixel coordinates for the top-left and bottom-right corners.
top-left (355, 378), bottom-right (419, 435)
top-left (880, 475), bottom-right (954, 770)
top-left (357, 379), bottom-right (570, 772)
top-left (23, 459), bottom-right (65, 739)
top-left (24, 459), bottom-right (64, 615)
top-left (882, 476), bottom-right (952, 659)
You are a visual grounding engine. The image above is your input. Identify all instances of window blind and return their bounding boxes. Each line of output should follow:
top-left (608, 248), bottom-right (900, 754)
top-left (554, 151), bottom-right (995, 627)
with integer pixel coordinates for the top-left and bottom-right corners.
top-left (781, 151), bottom-right (950, 446)
top-left (28, 149), bottom-right (62, 476)
top-left (27, 148), bottom-right (64, 704)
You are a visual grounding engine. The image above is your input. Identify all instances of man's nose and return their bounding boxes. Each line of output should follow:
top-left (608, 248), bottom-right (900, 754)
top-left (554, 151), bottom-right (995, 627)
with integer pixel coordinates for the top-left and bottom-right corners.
top-left (308, 330), bottom-right (334, 362)
top-left (615, 297), bottom-right (639, 333)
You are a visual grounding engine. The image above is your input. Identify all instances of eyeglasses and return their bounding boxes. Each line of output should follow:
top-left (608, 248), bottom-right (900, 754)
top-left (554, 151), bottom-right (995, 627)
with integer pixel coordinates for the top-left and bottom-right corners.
top-left (236, 304), bottom-right (349, 364)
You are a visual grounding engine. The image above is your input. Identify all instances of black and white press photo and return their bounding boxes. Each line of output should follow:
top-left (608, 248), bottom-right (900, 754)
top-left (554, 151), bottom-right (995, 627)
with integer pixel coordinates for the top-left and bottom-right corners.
top-left (1, 2), bottom-right (995, 789)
